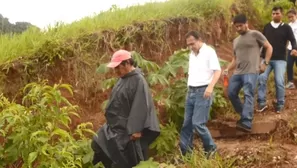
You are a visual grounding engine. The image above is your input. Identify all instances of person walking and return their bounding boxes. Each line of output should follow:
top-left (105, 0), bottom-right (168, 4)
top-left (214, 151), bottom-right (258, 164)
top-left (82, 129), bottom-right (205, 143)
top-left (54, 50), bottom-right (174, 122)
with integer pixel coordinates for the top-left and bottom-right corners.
top-left (257, 6), bottom-right (297, 113)
top-left (91, 50), bottom-right (160, 168)
top-left (224, 14), bottom-right (273, 132)
top-left (179, 30), bottom-right (221, 159)
top-left (286, 9), bottom-right (297, 89)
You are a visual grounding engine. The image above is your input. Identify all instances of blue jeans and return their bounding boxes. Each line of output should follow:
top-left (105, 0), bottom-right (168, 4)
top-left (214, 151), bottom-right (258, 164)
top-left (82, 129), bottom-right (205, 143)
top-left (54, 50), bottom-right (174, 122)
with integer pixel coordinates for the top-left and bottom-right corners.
top-left (228, 74), bottom-right (258, 128)
top-left (287, 50), bottom-right (297, 82)
top-left (179, 86), bottom-right (216, 155)
top-left (257, 60), bottom-right (287, 107)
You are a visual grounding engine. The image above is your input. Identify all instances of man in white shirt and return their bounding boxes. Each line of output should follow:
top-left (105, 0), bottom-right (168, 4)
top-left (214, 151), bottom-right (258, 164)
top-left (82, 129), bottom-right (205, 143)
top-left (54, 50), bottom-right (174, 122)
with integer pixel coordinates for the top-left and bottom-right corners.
top-left (179, 31), bottom-right (221, 159)
top-left (286, 9), bottom-right (297, 89)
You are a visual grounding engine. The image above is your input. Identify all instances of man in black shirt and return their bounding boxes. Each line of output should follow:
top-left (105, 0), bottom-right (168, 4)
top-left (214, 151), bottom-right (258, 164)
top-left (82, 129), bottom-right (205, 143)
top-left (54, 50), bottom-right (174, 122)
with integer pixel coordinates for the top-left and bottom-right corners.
top-left (257, 6), bottom-right (297, 113)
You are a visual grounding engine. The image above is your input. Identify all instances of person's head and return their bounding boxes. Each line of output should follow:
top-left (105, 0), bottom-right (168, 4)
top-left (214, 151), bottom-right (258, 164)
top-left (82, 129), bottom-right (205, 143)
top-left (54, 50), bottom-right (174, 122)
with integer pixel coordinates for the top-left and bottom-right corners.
top-left (233, 14), bottom-right (248, 35)
top-left (272, 6), bottom-right (283, 23)
top-left (107, 49), bottom-right (135, 77)
top-left (287, 9), bottom-right (297, 22)
top-left (185, 31), bottom-right (203, 53)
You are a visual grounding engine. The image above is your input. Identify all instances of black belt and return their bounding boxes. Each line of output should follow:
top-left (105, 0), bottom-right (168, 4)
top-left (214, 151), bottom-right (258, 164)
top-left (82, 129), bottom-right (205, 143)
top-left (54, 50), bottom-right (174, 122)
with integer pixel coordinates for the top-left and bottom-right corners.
top-left (189, 85), bottom-right (208, 89)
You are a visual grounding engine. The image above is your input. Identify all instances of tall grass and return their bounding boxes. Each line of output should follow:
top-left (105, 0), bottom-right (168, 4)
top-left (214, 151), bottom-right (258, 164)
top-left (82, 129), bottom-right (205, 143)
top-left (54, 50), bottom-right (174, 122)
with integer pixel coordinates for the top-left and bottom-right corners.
top-left (0, 0), bottom-right (234, 64)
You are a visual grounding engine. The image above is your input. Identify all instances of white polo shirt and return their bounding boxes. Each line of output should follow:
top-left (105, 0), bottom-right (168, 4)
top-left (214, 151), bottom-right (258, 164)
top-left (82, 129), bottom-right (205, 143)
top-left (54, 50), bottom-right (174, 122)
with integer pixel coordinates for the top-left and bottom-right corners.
top-left (187, 43), bottom-right (221, 87)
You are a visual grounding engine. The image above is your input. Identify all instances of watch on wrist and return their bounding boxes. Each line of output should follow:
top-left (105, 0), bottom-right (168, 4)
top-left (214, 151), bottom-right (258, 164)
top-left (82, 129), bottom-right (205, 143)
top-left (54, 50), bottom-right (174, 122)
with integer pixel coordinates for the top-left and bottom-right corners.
top-left (263, 60), bottom-right (269, 65)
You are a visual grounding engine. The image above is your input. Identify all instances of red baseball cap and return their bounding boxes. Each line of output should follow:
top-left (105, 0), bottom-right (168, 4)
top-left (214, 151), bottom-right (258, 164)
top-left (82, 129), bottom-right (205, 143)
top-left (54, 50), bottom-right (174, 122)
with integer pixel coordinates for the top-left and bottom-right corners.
top-left (107, 49), bottom-right (132, 68)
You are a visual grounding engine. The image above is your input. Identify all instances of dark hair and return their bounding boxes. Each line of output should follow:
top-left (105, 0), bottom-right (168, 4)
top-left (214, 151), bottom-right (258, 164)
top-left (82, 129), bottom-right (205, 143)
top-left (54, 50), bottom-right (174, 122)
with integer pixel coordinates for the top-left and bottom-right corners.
top-left (185, 31), bottom-right (201, 40)
top-left (287, 8), bottom-right (297, 15)
top-left (120, 58), bottom-right (137, 67)
top-left (233, 14), bottom-right (247, 24)
top-left (272, 6), bottom-right (283, 13)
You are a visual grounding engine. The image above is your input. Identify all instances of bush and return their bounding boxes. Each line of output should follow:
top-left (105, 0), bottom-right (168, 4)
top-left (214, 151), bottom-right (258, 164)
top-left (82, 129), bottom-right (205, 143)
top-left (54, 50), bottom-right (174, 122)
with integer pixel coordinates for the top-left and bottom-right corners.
top-left (0, 80), bottom-right (95, 168)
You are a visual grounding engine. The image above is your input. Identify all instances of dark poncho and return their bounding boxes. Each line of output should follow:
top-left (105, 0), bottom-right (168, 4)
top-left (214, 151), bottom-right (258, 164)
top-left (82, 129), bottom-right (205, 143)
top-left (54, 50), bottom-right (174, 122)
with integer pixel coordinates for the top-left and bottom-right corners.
top-left (93, 68), bottom-right (160, 168)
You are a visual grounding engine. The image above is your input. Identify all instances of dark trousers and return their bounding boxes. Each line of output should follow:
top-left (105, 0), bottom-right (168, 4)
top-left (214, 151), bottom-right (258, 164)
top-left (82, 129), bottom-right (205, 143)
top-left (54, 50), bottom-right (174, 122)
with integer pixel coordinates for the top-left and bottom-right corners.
top-left (287, 50), bottom-right (297, 82)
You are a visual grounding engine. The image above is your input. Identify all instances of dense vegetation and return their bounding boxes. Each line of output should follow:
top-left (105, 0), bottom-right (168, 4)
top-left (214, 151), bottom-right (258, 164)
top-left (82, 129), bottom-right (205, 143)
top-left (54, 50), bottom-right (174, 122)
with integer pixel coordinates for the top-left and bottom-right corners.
top-left (0, 14), bottom-right (34, 34)
top-left (0, 0), bottom-right (296, 167)
top-left (0, 0), bottom-right (236, 63)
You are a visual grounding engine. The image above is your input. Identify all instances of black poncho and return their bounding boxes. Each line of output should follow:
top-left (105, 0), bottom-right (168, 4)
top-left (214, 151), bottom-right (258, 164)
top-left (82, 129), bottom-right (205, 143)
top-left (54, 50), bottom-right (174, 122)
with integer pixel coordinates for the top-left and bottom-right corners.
top-left (93, 68), bottom-right (160, 168)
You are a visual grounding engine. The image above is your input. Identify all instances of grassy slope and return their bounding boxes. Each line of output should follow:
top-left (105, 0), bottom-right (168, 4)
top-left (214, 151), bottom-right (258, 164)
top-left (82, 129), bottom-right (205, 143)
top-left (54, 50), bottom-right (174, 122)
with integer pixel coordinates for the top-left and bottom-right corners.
top-left (0, 0), bottom-right (234, 64)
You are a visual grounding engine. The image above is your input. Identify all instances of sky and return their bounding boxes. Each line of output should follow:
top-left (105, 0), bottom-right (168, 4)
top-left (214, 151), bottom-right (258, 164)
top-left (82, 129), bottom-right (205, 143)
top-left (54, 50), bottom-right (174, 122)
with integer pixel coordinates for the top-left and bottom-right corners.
top-left (0, 0), bottom-right (167, 29)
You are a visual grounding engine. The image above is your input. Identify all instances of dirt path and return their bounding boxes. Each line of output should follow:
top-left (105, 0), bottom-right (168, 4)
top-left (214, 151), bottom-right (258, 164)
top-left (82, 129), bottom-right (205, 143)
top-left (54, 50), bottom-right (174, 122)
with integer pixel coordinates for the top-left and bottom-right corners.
top-left (210, 83), bottom-right (297, 167)
top-left (216, 138), bottom-right (297, 168)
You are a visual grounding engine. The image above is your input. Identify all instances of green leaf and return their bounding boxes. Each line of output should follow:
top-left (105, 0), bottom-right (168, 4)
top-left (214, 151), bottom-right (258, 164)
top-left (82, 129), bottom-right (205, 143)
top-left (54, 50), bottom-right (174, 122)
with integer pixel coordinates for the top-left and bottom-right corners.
top-left (51, 128), bottom-right (71, 140)
top-left (0, 129), bottom-right (6, 136)
top-left (96, 63), bottom-right (109, 74)
top-left (28, 152), bottom-right (38, 167)
top-left (219, 58), bottom-right (228, 67)
top-left (147, 73), bottom-right (169, 86)
top-left (101, 78), bottom-right (117, 91)
top-left (133, 158), bottom-right (159, 168)
top-left (101, 99), bottom-right (109, 110)
top-left (82, 150), bottom-right (94, 164)
top-left (41, 144), bottom-right (50, 156)
top-left (59, 84), bottom-right (74, 96)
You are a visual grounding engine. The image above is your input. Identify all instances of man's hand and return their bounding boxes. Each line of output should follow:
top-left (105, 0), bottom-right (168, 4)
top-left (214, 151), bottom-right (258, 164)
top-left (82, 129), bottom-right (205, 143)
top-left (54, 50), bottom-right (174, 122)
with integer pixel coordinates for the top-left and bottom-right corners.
top-left (130, 132), bottom-right (142, 140)
top-left (204, 85), bottom-right (214, 99)
top-left (222, 69), bottom-right (228, 76)
top-left (260, 63), bottom-right (267, 73)
top-left (291, 49), bottom-right (297, 56)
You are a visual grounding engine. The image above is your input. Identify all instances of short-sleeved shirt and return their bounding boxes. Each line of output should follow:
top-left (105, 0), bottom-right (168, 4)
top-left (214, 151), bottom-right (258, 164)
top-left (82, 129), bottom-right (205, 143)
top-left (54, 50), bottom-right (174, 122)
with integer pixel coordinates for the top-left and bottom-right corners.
top-left (233, 30), bottom-right (267, 75)
top-left (187, 43), bottom-right (221, 87)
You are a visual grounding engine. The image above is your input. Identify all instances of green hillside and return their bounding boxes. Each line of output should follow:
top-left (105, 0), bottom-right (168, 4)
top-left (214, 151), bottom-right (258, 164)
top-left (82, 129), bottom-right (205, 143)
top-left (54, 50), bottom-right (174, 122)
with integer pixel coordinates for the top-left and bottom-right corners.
top-left (0, 0), bottom-right (297, 168)
top-left (0, 0), bottom-right (235, 64)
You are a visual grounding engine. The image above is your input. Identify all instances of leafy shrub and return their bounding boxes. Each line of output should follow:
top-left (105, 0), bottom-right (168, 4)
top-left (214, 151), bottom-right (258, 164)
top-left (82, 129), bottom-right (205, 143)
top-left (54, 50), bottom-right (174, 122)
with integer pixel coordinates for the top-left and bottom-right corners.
top-left (0, 80), bottom-right (95, 168)
top-left (149, 122), bottom-right (178, 157)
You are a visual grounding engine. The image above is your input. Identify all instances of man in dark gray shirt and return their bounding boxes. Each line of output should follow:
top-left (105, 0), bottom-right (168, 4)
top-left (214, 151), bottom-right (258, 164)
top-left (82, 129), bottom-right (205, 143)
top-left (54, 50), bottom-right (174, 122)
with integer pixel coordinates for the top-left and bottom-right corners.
top-left (224, 14), bottom-right (273, 132)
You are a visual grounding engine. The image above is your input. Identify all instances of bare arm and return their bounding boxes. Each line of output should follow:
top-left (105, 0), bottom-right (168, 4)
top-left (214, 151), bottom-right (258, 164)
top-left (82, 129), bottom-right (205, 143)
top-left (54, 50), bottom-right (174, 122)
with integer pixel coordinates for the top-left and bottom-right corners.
top-left (209, 70), bottom-right (222, 88)
top-left (226, 56), bottom-right (236, 71)
top-left (204, 49), bottom-right (222, 98)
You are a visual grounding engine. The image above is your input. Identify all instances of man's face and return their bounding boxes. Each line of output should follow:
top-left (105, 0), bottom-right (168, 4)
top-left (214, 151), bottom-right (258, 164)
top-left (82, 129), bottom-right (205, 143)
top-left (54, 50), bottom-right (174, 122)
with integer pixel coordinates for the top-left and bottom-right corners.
top-left (186, 36), bottom-right (201, 52)
top-left (234, 23), bottom-right (248, 35)
top-left (272, 9), bottom-right (282, 22)
top-left (114, 63), bottom-right (128, 77)
top-left (287, 13), bottom-right (296, 23)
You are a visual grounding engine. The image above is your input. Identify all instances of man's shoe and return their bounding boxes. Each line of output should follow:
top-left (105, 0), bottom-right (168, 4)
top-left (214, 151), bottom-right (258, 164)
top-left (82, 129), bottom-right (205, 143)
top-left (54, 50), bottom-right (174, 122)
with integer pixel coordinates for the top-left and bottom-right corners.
top-left (275, 105), bottom-right (284, 114)
top-left (236, 122), bottom-right (252, 133)
top-left (205, 147), bottom-right (217, 160)
top-left (272, 101), bottom-right (284, 114)
top-left (285, 82), bottom-right (295, 89)
top-left (256, 104), bottom-right (268, 112)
